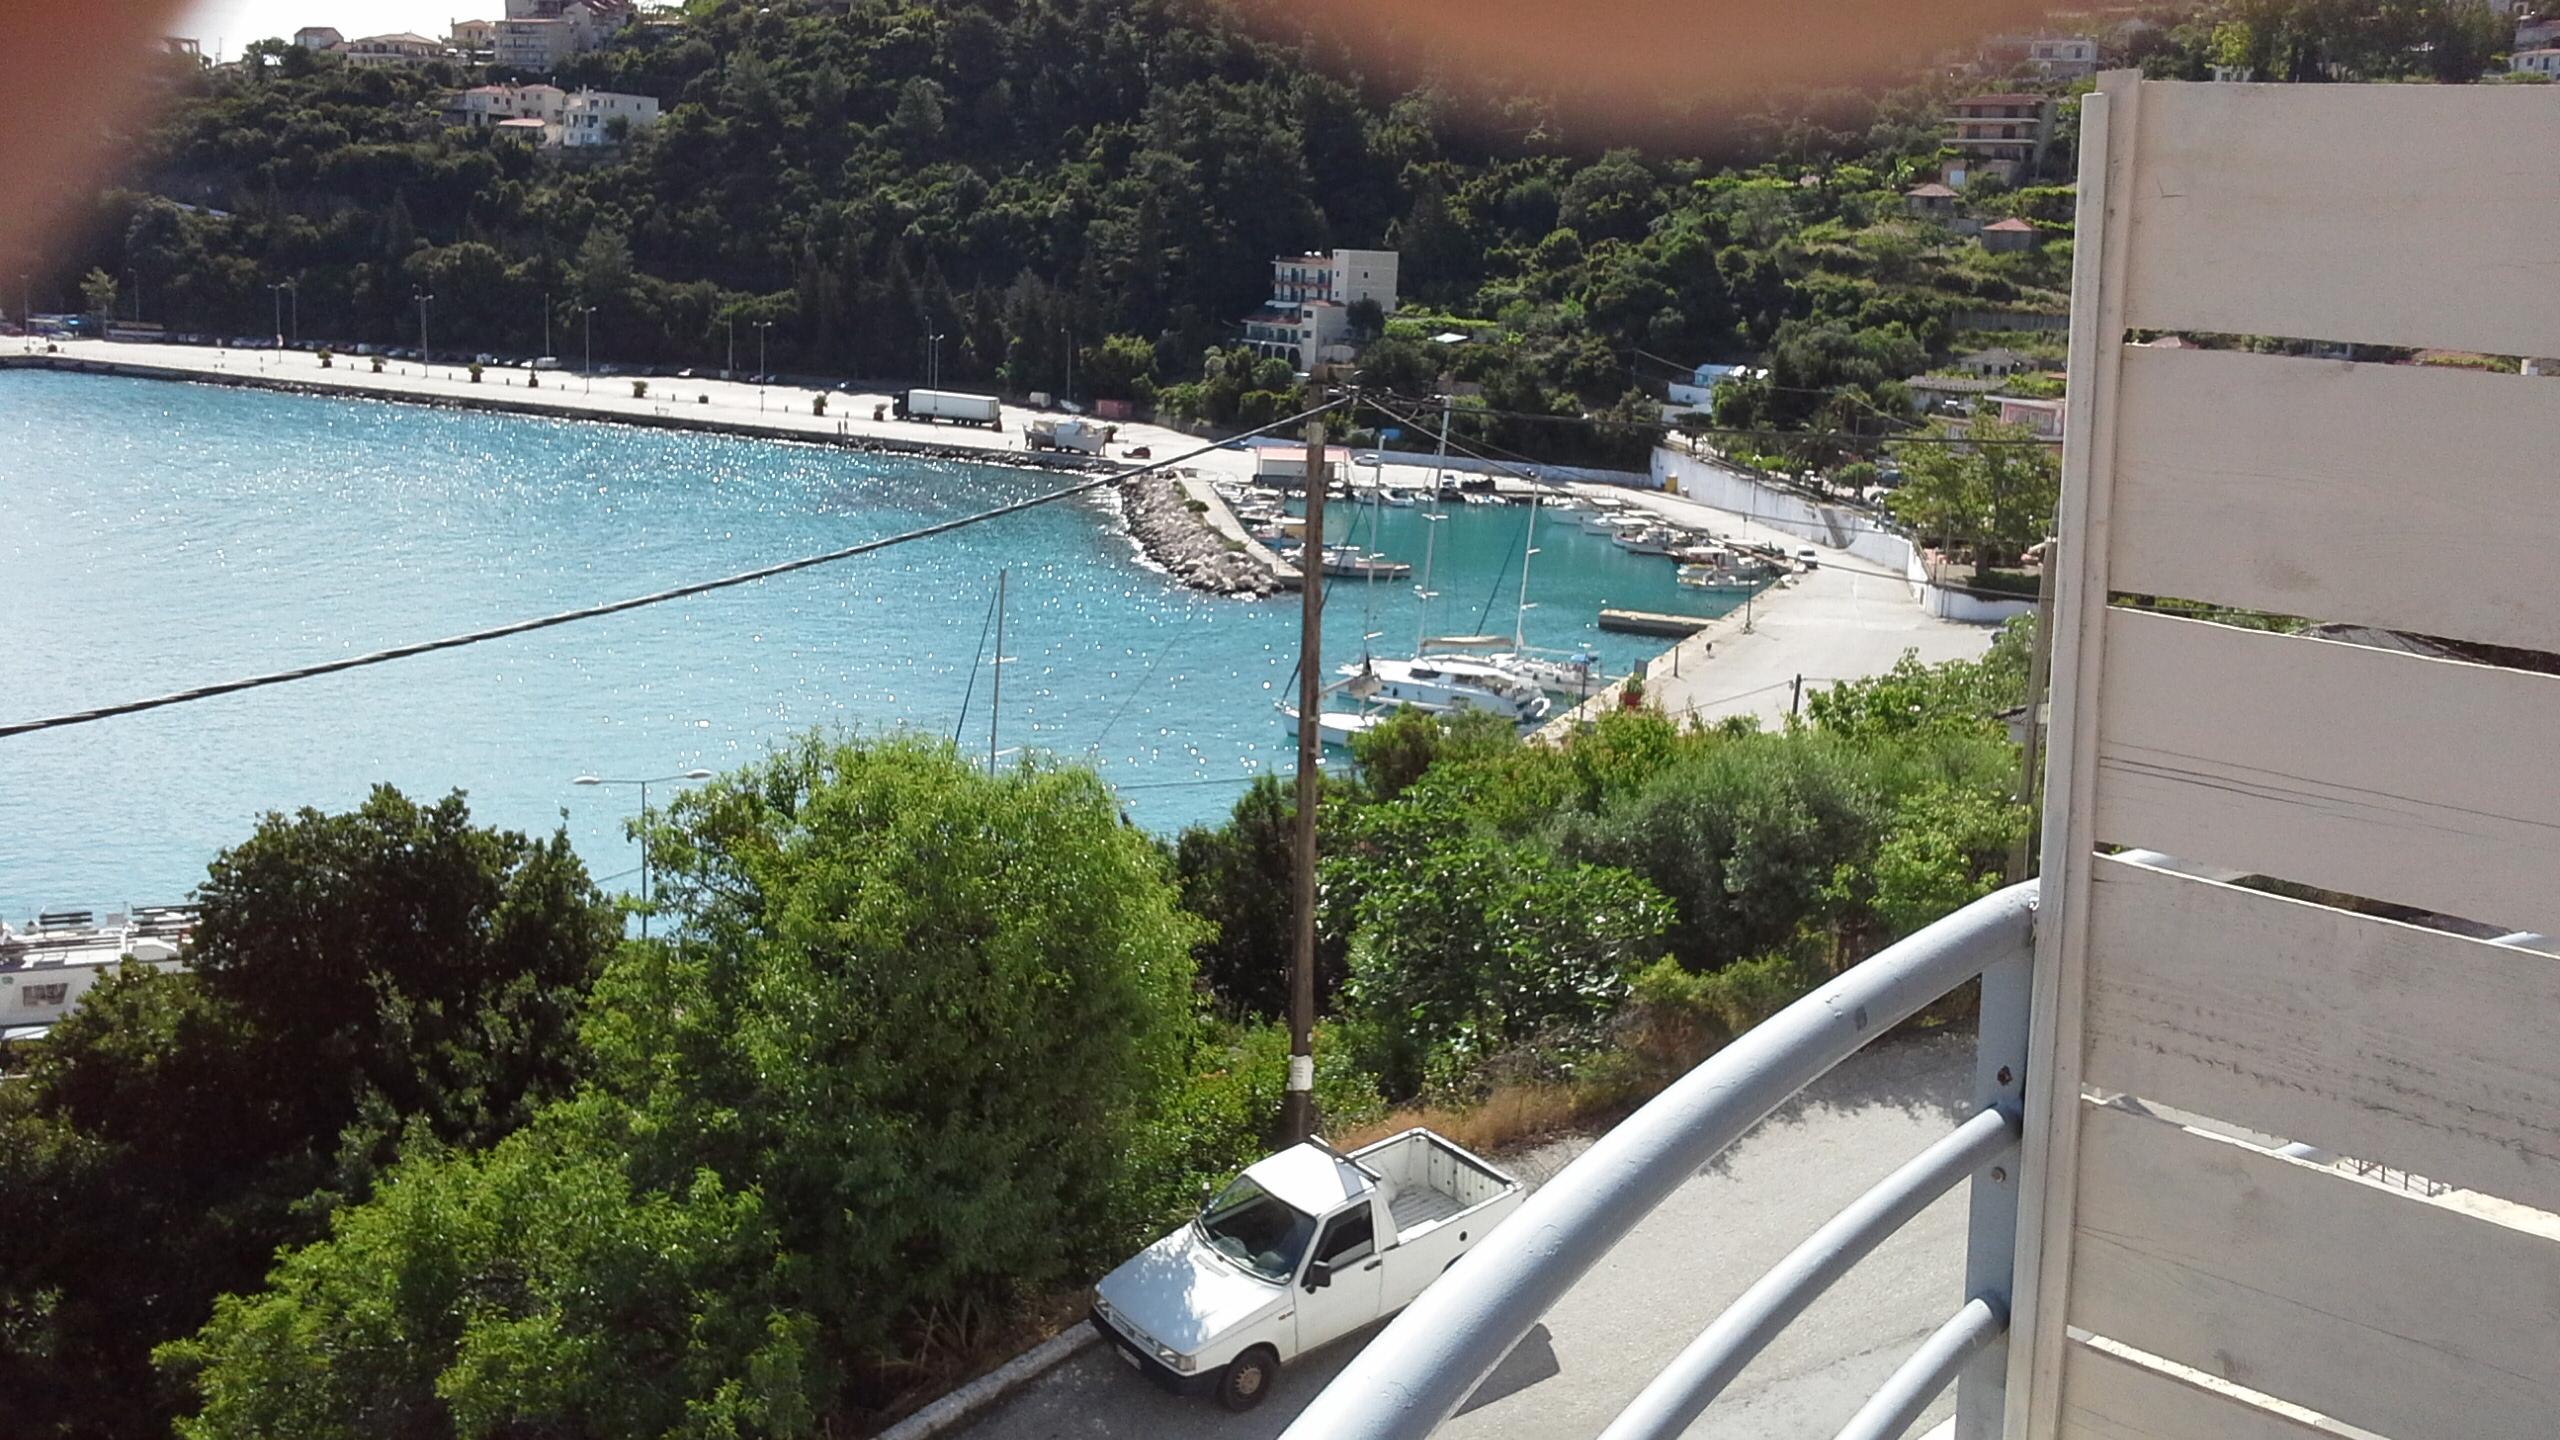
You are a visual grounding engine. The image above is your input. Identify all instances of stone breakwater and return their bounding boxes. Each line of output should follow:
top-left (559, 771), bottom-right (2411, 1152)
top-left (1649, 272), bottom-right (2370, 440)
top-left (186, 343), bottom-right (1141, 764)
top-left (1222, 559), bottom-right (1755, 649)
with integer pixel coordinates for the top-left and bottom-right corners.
top-left (1116, 471), bottom-right (1281, 597)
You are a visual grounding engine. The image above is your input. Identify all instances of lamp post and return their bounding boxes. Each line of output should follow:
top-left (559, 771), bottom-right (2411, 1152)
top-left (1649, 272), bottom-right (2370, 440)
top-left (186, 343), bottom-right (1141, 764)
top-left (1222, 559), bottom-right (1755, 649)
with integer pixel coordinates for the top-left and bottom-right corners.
top-left (754, 319), bottom-right (773, 411)
top-left (413, 290), bottom-right (434, 375)
top-left (272, 280), bottom-right (299, 349)
top-left (725, 312), bottom-right (736, 379)
top-left (581, 303), bottom-right (597, 393)
top-left (572, 769), bottom-right (714, 937)
top-left (926, 329), bottom-right (944, 390)
top-left (127, 268), bottom-right (140, 323)
top-left (271, 282), bottom-right (286, 348)
top-left (542, 289), bottom-right (551, 361)
top-left (1062, 326), bottom-right (1074, 408)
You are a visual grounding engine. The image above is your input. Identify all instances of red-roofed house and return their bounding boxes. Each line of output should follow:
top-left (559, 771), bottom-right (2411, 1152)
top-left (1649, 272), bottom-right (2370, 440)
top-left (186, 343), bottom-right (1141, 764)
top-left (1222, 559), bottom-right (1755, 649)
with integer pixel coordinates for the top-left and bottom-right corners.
top-left (1980, 218), bottom-right (2042, 253)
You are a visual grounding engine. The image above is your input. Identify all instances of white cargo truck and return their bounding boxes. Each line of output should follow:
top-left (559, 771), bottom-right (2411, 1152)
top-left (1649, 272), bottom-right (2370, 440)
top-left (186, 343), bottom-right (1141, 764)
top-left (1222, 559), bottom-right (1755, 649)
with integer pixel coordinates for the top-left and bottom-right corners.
top-left (1090, 1129), bottom-right (1524, 1411)
top-left (1023, 417), bottom-right (1119, 455)
top-left (893, 388), bottom-right (1002, 427)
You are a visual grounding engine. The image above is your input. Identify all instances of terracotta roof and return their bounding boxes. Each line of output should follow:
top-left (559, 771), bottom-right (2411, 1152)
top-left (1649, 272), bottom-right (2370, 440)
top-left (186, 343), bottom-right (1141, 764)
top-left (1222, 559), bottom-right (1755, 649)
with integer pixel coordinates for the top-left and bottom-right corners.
top-left (1907, 182), bottom-right (1958, 198)
top-left (1983, 218), bottom-right (2037, 232)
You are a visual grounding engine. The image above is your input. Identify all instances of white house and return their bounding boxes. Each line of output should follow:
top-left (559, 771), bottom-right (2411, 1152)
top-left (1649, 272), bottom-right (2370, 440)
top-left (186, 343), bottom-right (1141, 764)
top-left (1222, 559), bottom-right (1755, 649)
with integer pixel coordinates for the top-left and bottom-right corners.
top-left (560, 87), bottom-right (659, 145)
top-left (0, 911), bottom-right (192, 1047)
top-left (292, 25), bottom-right (342, 48)
top-left (2510, 46), bottom-right (2560, 75)
top-left (495, 0), bottom-right (632, 71)
top-left (449, 81), bottom-right (568, 135)
top-left (2022, 36), bottom-right (2099, 77)
top-left (338, 32), bottom-right (446, 66)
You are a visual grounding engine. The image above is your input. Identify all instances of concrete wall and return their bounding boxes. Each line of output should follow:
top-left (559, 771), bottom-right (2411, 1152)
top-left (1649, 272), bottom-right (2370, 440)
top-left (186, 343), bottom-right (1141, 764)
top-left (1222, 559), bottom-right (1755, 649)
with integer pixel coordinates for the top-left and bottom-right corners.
top-left (1651, 445), bottom-right (1919, 576)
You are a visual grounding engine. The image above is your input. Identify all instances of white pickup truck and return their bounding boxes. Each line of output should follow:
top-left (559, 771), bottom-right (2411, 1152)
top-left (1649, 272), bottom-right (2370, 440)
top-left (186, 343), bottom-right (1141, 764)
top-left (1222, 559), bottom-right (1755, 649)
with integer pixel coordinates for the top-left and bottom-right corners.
top-left (1090, 1129), bottom-right (1524, 1410)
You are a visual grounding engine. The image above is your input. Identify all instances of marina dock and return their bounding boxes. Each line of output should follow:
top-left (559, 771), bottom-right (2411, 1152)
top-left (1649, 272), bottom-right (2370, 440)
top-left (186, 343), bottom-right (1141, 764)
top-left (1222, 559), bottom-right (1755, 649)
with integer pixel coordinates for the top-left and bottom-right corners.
top-left (1598, 607), bottom-right (1722, 637)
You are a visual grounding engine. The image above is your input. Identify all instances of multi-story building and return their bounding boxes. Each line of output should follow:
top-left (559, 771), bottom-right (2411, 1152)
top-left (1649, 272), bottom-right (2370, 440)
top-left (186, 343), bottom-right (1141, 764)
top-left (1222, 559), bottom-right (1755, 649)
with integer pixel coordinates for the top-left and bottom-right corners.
top-left (2021, 36), bottom-right (2098, 77)
top-left (449, 18), bottom-right (497, 54)
top-left (561, 87), bottom-right (659, 146)
top-left (448, 81), bottom-right (568, 133)
top-left (1239, 249), bottom-right (1400, 372)
top-left (494, 0), bottom-right (633, 72)
top-left (339, 32), bottom-right (447, 67)
top-left (293, 25), bottom-right (342, 49)
top-left (1945, 93), bottom-right (2057, 187)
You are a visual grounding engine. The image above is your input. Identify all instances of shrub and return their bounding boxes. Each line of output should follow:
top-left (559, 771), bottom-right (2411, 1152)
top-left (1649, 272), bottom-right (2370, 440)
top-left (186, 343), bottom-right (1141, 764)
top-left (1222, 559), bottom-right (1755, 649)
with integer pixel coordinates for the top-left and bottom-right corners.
top-left (630, 379), bottom-right (648, 398)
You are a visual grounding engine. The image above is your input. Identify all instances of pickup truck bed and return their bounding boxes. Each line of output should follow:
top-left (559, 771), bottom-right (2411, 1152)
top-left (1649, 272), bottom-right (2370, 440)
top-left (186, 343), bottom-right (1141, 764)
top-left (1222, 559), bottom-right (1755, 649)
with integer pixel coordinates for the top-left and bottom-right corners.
top-left (1388, 1187), bottom-right (1464, 1232)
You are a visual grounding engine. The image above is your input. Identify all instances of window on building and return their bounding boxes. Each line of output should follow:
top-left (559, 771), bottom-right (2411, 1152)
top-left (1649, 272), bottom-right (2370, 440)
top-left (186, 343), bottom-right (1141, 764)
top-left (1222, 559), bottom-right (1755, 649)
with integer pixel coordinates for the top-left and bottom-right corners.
top-left (19, 982), bottom-right (70, 1008)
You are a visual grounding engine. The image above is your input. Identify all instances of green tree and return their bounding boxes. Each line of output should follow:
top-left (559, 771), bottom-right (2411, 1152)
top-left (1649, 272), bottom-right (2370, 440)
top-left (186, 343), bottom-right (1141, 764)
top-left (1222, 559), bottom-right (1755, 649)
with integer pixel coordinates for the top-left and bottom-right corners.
top-left (1172, 773), bottom-right (1356, 1017)
top-left (1079, 332), bottom-right (1159, 402)
top-left (1338, 818), bottom-right (1670, 1097)
top-left (1885, 417), bottom-right (2059, 565)
top-left (0, 789), bottom-right (616, 1440)
top-left (79, 266), bottom-right (117, 320)
top-left (163, 738), bottom-right (1204, 1434)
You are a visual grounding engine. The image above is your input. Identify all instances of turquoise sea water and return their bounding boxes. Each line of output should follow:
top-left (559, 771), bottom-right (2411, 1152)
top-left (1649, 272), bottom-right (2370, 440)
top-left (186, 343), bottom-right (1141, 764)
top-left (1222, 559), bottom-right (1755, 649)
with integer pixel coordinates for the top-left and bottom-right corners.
top-left (0, 371), bottom-right (1735, 911)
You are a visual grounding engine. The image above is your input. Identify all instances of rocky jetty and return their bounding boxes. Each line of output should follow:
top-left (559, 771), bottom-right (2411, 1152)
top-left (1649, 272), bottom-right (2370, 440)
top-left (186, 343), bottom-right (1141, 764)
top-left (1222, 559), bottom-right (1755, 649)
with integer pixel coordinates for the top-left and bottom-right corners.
top-left (1116, 471), bottom-right (1281, 597)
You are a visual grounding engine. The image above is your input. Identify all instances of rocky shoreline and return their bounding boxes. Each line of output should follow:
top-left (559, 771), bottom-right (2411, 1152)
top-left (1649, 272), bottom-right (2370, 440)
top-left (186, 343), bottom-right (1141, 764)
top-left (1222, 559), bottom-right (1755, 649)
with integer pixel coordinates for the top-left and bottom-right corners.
top-left (1115, 471), bottom-right (1282, 597)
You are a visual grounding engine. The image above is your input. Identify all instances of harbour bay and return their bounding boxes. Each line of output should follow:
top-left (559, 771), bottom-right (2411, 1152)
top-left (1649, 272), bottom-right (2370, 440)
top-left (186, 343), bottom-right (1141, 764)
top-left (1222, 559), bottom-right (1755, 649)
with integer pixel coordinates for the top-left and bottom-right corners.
top-left (0, 370), bottom-right (1732, 910)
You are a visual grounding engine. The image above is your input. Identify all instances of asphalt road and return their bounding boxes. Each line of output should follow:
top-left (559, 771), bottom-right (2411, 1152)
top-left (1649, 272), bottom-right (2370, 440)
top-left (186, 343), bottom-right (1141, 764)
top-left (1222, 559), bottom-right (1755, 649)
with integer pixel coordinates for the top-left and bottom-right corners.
top-left (954, 1034), bottom-right (1979, 1440)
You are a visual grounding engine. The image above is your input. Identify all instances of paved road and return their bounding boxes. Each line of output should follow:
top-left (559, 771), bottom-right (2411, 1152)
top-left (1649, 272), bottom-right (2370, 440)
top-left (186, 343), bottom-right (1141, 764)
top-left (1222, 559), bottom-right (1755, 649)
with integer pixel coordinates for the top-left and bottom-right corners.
top-left (1544, 485), bottom-right (1996, 735)
top-left (954, 1036), bottom-right (1979, 1440)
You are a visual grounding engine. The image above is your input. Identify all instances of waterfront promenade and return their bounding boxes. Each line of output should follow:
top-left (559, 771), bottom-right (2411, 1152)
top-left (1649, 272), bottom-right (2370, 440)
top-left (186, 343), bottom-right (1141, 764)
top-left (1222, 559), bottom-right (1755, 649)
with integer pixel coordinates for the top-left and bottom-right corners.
top-left (1544, 486), bottom-right (1995, 733)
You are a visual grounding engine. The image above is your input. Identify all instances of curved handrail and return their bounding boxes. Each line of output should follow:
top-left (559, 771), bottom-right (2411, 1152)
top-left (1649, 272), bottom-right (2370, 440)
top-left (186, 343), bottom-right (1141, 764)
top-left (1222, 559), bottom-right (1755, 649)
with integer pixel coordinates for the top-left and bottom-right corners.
top-left (1597, 1106), bottom-right (2021, 1440)
top-left (1833, 1295), bottom-right (2007, 1440)
top-left (1276, 881), bottom-right (2039, 1440)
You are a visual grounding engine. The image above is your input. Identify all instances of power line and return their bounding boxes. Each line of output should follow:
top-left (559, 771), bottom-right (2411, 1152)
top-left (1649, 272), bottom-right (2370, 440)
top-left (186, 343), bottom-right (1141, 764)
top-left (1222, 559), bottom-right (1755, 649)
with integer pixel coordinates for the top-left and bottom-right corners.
top-left (0, 398), bottom-right (1348, 740)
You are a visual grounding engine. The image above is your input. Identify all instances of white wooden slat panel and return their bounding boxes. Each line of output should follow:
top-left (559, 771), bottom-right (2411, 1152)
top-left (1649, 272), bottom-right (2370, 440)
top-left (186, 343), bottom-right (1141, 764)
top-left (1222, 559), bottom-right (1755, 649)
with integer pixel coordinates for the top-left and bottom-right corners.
top-left (2092, 609), bottom-right (2560, 936)
top-left (2109, 344), bottom-right (2560, 652)
top-left (2069, 1101), bottom-right (2560, 1440)
top-left (2119, 80), bottom-right (2560, 355)
top-left (2060, 1341), bottom-right (2335, 1440)
top-left (2083, 855), bottom-right (2560, 1211)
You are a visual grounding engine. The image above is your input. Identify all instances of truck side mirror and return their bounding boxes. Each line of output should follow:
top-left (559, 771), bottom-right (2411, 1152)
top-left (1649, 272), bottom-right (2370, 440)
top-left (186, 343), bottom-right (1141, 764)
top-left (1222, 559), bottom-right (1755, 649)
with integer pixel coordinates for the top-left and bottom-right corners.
top-left (1303, 1260), bottom-right (1333, 1292)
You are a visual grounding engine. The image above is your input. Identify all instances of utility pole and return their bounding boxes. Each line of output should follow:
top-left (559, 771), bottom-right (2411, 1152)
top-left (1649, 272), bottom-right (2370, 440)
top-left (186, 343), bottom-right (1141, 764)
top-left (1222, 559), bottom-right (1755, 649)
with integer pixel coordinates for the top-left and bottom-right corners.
top-left (581, 304), bottom-right (596, 393)
top-left (1283, 414), bottom-right (1329, 1145)
top-left (987, 567), bottom-right (1007, 773)
top-left (1062, 327), bottom-right (1074, 407)
top-left (2008, 537), bottom-right (2060, 881)
top-left (542, 290), bottom-right (551, 360)
top-left (755, 320), bottom-right (773, 411)
top-left (725, 313), bottom-right (735, 378)
top-left (413, 290), bottom-right (433, 374)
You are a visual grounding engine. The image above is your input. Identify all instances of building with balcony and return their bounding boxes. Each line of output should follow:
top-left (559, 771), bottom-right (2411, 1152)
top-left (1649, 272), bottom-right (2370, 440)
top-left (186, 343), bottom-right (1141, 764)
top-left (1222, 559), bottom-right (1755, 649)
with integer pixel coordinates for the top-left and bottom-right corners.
top-left (338, 32), bottom-right (447, 67)
top-left (2021, 36), bottom-right (2098, 77)
top-left (561, 87), bottom-right (659, 146)
top-left (493, 0), bottom-right (632, 71)
top-left (448, 82), bottom-right (567, 134)
top-left (1239, 248), bottom-right (1399, 372)
top-left (449, 17), bottom-right (497, 54)
top-left (1944, 93), bottom-right (2057, 187)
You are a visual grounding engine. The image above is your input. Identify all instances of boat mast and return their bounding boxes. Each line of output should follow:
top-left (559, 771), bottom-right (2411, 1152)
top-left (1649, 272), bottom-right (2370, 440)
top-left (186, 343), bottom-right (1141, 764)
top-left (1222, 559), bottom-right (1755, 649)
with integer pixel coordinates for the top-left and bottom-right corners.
top-left (1414, 394), bottom-right (1451, 654)
top-left (1514, 493), bottom-right (1541, 653)
top-left (987, 566), bottom-right (1006, 773)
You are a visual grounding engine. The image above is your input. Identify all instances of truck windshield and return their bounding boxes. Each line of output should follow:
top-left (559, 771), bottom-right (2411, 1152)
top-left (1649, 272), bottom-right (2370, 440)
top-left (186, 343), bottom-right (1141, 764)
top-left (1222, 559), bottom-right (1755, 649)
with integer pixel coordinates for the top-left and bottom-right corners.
top-left (1196, 1175), bottom-right (1315, 1284)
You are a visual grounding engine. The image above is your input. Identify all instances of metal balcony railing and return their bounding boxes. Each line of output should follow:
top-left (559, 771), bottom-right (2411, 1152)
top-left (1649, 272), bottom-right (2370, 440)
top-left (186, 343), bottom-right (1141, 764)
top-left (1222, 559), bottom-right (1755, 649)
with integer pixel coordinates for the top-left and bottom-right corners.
top-left (1277, 880), bottom-right (2040, 1440)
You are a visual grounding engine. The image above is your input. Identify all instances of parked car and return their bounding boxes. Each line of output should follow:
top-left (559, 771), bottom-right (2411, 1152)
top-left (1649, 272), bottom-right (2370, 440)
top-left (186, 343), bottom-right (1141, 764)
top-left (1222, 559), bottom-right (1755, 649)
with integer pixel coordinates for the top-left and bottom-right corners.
top-left (1090, 1130), bottom-right (1523, 1411)
top-left (1797, 548), bottom-right (1821, 569)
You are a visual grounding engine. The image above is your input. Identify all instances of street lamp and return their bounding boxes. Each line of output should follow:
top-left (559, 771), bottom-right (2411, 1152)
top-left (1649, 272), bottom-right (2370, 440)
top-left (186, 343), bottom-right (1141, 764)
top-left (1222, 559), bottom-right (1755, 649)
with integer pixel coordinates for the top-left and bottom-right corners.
top-left (724, 312), bottom-right (736, 379)
top-left (270, 280), bottom-right (298, 348)
top-left (413, 290), bottom-right (434, 374)
top-left (926, 329), bottom-right (944, 390)
top-left (572, 769), bottom-right (715, 937)
top-left (753, 319), bottom-right (773, 411)
top-left (1061, 326), bottom-right (1074, 408)
top-left (581, 303), bottom-right (598, 393)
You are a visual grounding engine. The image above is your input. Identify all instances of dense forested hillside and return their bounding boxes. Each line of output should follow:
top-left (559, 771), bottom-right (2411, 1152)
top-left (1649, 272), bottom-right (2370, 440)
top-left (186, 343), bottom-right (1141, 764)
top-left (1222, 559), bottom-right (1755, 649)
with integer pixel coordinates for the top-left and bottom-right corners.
top-left (65, 0), bottom-right (2089, 461)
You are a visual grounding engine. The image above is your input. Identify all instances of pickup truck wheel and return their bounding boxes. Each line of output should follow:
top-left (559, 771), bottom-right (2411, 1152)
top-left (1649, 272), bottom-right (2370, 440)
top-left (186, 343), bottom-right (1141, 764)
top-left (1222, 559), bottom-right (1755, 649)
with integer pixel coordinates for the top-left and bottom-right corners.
top-left (1216, 1347), bottom-right (1279, 1412)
